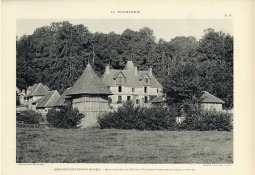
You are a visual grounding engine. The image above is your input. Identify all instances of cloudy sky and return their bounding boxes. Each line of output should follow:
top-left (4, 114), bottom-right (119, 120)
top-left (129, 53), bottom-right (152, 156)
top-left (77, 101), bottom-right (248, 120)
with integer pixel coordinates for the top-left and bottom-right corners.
top-left (17, 19), bottom-right (233, 41)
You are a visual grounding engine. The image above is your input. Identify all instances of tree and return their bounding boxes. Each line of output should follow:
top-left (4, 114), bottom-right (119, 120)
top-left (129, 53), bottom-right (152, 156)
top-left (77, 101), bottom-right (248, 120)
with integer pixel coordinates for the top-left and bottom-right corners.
top-left (46, 104), bottom-right (85, 128)
top-left (163, 61), bottom-right (203, 113)
top-left (197, 29), bottom-right (233, 109)
top-left (16, 22), bottom-right (233, 109)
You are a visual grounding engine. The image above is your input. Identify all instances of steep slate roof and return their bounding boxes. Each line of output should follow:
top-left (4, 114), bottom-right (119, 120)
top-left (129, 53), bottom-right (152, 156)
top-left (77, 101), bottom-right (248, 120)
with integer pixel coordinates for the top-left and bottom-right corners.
top-left (200, 91), bottom-right (225, 104)
top-left (150, 95), bottom-right (164, 103)
top-left (67, 64), bottom-right (113, 96)
top-left (27, 83), bottom-right (49, 97)
top-left (53, 87), bottom-right (72, 107)
top-left (101, 61), bottom-right (163, 88)
top-left (36, 90), bottom-right (60, 108)
top-left (123, 60), bottom-right (135, 70)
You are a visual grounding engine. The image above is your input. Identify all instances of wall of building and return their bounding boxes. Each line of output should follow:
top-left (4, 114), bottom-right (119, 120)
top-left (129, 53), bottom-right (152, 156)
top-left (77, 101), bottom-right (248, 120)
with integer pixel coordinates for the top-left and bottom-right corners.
top-left (28, 96), bottom-right (44, 110)
top-left (201, 103), bottom-right (222, 111)
top-left (71, 95), bottom-right (110, 128)
top-left (109, 86), bottom-right (162, 105)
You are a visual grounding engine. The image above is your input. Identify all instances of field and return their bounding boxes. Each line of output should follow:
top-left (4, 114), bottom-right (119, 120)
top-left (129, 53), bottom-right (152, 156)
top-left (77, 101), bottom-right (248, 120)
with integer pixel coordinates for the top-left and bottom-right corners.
top-left (16, 128), bottom-right (233, 163)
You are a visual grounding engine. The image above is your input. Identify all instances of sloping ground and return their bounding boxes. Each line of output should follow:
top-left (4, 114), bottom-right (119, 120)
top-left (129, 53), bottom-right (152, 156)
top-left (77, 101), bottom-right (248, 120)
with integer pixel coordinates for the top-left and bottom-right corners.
top-left (16, 128), bottom-right (233, 163)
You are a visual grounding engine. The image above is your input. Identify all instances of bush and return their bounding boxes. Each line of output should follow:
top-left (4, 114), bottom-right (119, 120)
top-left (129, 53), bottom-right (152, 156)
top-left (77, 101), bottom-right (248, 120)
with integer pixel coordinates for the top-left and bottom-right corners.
top-left (98, 101), bottom-right (233, 131)
top-left (98, 100), bottom-right (177, 130)
top-left (17, 110), bottom-right (43, 124)
top-left (46, 104), bottom-right (85, 129)
top-left (178, 109), bottom-right (233, 131)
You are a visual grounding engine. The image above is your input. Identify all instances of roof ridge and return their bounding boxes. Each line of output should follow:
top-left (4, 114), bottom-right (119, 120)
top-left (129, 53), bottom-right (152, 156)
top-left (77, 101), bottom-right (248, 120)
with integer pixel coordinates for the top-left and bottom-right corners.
top-left (44, 91), bottom-right (56, 107)
top-left (31, 84), bottom-right (40, 96)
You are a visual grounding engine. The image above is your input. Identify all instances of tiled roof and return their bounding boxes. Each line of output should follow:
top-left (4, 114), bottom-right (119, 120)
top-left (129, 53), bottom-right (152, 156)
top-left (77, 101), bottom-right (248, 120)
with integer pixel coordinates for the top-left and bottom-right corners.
top-left (67, 64), bottom-right (113, 96)
top-left (44, 85), bottom-right (50, 91)
top-left (36, 90), bottom-right (60, 108)
top-left (27, 86), bottom-right (33, 91)
top-left (200, 91), bottom-right (225, 104)
top-left (101, 61), bottom-right (163, 88)
top-left (31, 97), bottom-right (44, 104)
top-left (27, 83), bottom-right (49, 97)
top-left (52, 87), bottom-right (72, 107)
top-left (150, 95), bottom-right (164, 103)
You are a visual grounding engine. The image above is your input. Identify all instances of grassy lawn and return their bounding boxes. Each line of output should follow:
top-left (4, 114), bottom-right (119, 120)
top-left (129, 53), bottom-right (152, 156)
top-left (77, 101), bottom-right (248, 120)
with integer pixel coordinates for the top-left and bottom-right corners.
top-left (16, 128), bottom-right (233, 163)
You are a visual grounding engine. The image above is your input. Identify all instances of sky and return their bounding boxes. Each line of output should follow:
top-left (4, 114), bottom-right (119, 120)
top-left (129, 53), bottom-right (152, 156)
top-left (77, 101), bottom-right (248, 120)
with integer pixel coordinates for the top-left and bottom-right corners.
top-left (17, 19), bottom-right (233, 41)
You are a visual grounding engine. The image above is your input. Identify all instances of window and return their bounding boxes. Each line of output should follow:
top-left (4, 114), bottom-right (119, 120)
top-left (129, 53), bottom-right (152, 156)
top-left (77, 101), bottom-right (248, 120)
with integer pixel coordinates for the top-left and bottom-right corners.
top-left (144, 87), bottom-right (147, 93)
top-left (118, 77), bottom-right (122, 84)
top-left (132, 88), bottom-right (135, 92)
top-left (145, 96), bottom-right (148, 103)
top-left (117, 96), bottom-right (122, 103)
top-left (157, 89), bottom-right (159, 93)
top-left (145, 78), bottom-right (149, 83)
top-left (127, 96), bottom-right (131, 101)
top-left (118, 86), bottom-right (122, 92)
top-left (136, 99), bottom-right (140, 104)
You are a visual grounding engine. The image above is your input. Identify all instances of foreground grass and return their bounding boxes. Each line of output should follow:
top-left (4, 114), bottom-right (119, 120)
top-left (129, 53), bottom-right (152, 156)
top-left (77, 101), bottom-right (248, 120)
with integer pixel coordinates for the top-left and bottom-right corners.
top-left (16, 128), bottom-right (233, 163)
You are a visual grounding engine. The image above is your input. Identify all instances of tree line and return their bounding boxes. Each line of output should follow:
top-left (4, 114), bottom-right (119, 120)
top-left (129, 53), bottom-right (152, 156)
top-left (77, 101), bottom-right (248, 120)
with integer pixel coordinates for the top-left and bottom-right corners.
top-left (16, 21), bottom-right (233, 109)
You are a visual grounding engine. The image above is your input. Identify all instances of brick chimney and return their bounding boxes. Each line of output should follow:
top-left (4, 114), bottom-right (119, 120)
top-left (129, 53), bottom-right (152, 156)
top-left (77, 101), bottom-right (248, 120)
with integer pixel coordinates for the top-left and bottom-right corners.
top-left (134, 66), bottom-right (137, 76)
top-left (149, 67), bottom-right (152, 76)
top-left (105, 65), bottom-right (109, 74)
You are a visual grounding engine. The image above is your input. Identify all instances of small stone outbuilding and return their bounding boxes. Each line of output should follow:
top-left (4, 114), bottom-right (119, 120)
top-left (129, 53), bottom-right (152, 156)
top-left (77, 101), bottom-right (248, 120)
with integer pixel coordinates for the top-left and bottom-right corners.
top-left (200, 91), bottom-right (225, 111)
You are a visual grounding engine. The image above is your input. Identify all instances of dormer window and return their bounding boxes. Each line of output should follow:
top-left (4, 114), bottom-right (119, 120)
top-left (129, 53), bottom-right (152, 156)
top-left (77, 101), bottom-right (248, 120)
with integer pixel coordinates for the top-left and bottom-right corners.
top-left (141, 74), bottom-right (150, 85)
top-left (116, 72), bottom-right (125, 85)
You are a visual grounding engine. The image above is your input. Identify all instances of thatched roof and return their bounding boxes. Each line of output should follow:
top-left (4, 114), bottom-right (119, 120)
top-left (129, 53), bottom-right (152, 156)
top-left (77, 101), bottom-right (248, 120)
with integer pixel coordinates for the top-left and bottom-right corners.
top-left (52, 87), bottom-right (72, 107)
top-left (36, 90), bottom-right (60, 108)
top-left (26, 83), bottom-right (49, 97)
top-left (67, 64), bottom-right (113, 96)
top-left (200, 91), bottom-right (225, 104)
top-left (101, 61), bottom-right (162, 88)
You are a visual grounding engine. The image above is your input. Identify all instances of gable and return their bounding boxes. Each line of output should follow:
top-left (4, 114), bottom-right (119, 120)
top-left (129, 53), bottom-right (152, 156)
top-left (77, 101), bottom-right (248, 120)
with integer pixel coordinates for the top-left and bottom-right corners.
top-left (27, 83), bottom-right (49, 97)
top-left (36, 91), bottom-right (60, 108)
top-left (114, 71), bottom-right (126, 85)
top-left (53, 87), bottom-right (72, 107)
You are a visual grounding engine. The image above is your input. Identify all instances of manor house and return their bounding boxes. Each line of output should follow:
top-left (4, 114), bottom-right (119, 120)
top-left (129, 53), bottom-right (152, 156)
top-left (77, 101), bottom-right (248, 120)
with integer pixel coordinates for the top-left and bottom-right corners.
top-left (101, 61), bottom-right (163, 108)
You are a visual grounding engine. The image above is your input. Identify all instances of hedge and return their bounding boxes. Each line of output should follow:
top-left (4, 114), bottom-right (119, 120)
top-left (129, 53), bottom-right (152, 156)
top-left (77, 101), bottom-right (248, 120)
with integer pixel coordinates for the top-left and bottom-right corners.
top-left (98, 101), bottom-right (233, 131)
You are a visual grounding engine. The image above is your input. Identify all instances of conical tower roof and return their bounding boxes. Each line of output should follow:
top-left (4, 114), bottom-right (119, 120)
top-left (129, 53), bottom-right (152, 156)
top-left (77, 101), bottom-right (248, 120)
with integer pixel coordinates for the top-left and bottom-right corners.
top-left (67, 64), bottom-right (113, 96)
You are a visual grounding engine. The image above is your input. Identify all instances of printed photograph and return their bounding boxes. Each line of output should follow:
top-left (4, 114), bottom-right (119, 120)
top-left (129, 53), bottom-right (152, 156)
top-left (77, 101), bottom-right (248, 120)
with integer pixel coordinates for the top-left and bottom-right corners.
top-left (16, 19), bottom-right (233, 163)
